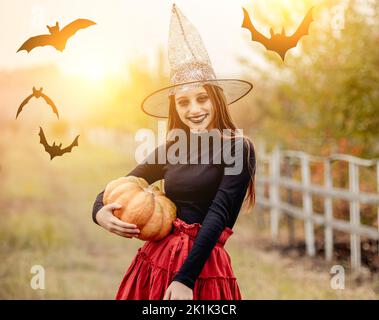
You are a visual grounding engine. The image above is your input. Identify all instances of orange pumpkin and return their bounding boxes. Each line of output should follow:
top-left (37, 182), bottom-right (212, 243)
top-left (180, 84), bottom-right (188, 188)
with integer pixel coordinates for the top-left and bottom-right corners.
top-left (103, 176), bottom-right (176, 241)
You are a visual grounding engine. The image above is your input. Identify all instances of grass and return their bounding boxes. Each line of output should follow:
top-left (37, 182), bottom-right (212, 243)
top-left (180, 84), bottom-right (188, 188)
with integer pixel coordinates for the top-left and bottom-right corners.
top-left (0, 128), bottom-right (378, 299)
top-left (229, 215), bottom-right (379, 299)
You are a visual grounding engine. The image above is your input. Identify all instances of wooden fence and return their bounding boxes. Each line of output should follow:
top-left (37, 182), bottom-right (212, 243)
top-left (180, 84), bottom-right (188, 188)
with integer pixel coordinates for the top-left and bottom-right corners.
top-left (255, 143), bottom-right (379, 270)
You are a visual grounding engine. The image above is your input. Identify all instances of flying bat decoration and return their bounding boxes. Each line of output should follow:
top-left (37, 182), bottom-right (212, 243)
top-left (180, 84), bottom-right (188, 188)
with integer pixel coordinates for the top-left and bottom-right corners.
top-left (17, 19), bottom-right (96, 53)
top-left (38, 127), bottom-right (80, 160)
top-left (16, 87), bottom-right (59, 119)
top-left (242, 7), bottom-right (315, 61)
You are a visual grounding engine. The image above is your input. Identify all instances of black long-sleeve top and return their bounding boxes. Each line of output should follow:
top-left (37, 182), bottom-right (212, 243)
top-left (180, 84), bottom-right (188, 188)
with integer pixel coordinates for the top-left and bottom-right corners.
top-left (92, 131), bottom-right (256, 289)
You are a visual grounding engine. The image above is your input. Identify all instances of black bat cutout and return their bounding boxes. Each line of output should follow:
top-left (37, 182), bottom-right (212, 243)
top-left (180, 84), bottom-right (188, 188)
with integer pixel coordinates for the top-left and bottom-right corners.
top-left (17, 19), bottom-right (96, 53)
top-left (242, 7), bottom-right (315, 61)
top-left (16, 87), bottom-right (59, 119)
top-left (39, 126), bottom-right (79, 160)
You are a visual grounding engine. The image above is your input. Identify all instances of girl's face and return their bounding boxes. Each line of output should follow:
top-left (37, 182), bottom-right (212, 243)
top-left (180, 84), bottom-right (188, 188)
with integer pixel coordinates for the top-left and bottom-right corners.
top-left (174, 86), bottom-right (215, 132)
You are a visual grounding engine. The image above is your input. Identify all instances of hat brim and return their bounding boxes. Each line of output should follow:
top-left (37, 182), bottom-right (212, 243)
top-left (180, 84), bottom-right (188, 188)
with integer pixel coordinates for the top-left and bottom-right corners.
top-left (141, 79), bottom-right (253, 118)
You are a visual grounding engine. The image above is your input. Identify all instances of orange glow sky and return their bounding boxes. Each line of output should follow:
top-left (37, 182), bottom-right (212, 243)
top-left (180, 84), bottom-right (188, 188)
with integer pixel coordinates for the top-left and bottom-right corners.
top-left (0, 0), bottom-right (256, 78)
top-left (0, 0), bottom-right (319, 81)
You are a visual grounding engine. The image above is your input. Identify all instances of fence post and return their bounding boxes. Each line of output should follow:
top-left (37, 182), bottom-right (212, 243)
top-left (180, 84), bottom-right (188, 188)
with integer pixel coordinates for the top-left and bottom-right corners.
top-left (284, 156), bottom-right (295, 245)
top-left (269, 145), bottom-right (281, 240)
top-left (301, 154), bottom-right (316, 256)
top-left (349, 162), bottom-right (361, 270)
top-left (324, 159), bottom-right (333, 261)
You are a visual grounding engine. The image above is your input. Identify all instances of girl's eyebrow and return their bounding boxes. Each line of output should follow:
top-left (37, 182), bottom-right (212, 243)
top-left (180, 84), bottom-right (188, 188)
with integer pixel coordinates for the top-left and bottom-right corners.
top-left (176, 96), bottom-right (188, 102)
top-left (176, 92), bottom-right (207, 101)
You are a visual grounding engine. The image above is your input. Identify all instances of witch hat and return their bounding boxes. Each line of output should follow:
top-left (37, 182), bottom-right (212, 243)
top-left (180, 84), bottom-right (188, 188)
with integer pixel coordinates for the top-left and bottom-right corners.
top-left (141, 3), bottom-right (253, 118)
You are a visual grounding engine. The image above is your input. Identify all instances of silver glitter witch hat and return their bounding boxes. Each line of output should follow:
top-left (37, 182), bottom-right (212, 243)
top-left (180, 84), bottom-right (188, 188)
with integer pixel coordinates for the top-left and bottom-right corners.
top-left (141, 3), bottom-right (253, 118)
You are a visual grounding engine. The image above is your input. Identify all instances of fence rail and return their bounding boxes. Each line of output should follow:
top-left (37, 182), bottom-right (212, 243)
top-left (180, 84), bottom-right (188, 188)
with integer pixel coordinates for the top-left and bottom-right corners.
top-left (255, 143), bottom-right (379, 270)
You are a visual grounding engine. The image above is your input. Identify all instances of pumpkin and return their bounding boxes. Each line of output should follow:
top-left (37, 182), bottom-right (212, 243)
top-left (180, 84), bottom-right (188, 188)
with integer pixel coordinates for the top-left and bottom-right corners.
top-left (103, 176), bottom-right (176, 241)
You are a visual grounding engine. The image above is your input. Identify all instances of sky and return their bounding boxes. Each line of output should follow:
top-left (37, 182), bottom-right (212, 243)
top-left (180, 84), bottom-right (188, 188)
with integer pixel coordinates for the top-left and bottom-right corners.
top-left (0, 0), bottom-right (258, 80)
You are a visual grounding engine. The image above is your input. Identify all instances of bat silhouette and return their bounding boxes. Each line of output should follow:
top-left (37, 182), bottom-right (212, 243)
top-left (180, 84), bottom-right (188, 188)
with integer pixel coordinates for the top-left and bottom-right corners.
top-left (17, 19), bottom-right (96, 53)
top-left (16, 87), bottom-right (59, 119)
top-left (38, 127), bottom-right (80, 160)
top-left (242, 7), bottom-right (314, 61)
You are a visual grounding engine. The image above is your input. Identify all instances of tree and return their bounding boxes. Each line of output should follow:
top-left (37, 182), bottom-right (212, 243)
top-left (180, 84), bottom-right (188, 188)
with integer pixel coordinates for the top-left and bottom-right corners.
top-left (239, 0), bottom-right (379, 158)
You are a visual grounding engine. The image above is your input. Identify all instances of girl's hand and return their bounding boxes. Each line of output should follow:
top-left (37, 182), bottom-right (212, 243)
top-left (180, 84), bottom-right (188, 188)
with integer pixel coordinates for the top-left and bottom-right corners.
top-left (96, 203), bottom-right (140, 238)
top-left (163, 281), bottom-right (193, 300)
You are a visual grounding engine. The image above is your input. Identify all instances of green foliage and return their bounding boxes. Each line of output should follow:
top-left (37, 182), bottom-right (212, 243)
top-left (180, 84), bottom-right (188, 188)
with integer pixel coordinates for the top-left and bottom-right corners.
top-left (240, 0), bottom-right (379, 158)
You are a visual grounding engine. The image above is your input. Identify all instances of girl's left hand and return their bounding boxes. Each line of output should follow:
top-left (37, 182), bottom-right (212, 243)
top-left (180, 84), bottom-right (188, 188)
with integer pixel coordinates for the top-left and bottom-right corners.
top-left (163, 281), bottom-right (193, 300)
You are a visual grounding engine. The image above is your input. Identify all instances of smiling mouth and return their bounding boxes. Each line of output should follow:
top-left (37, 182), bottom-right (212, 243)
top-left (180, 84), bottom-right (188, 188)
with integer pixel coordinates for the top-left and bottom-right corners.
top-left (187, 114), bottom-right (209, 124)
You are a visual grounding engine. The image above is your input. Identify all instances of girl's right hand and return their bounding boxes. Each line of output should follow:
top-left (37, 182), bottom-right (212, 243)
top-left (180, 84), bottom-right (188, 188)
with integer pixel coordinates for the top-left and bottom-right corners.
top-left (96, 203), bottom-right (141, 239)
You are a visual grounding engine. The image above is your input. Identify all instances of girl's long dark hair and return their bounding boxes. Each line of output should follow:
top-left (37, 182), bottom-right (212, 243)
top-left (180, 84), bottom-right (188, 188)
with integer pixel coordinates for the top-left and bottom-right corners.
top-left (166, 84), bottom-right (256, 212)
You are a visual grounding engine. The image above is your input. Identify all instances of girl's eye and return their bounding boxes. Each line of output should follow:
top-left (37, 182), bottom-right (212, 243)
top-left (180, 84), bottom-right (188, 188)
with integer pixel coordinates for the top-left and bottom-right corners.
top-left (197, 95), bottom-right (209, 103)
top-left (178, 100), bottom-right (189, 107)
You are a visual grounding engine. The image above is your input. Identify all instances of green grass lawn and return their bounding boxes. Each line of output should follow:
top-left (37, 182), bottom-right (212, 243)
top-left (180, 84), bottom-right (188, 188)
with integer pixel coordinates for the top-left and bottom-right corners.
top-left (0, 129), bottom-right (378, 299)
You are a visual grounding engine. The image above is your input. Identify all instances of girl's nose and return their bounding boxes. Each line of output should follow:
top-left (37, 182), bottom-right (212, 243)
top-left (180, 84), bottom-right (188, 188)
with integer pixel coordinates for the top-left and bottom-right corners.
top-left (188, 99), bottom-right (202, 114)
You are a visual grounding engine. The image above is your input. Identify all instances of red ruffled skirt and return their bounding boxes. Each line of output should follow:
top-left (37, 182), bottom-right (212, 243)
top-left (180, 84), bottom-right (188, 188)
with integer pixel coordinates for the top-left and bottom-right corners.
top-left (115, 217), bottom-right (242, 300)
